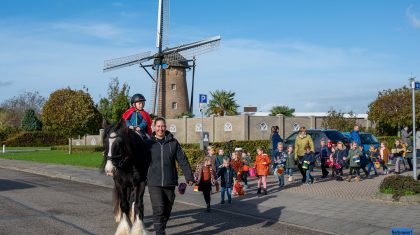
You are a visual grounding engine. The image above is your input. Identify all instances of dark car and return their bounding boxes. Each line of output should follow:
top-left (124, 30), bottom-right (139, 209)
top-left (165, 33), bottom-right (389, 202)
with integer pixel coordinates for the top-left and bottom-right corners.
top-left (342, 132), bottom-right (380, 153)
top-left (284, 129), bottom-right (350, 153)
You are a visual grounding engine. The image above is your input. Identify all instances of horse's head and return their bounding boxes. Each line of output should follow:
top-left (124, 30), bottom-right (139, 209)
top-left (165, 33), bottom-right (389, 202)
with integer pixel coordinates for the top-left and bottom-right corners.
top-left (103, 120), bottom-right (131, 176)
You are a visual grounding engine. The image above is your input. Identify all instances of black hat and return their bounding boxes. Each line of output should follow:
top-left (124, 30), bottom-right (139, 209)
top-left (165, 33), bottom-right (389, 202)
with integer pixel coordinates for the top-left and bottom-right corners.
top-left (131, 94), bottom-right (146, 104)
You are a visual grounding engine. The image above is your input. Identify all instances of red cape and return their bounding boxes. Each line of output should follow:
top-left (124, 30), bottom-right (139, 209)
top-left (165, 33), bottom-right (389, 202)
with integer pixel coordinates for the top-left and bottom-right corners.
top-left (122, 108), bottom-right (153, 135)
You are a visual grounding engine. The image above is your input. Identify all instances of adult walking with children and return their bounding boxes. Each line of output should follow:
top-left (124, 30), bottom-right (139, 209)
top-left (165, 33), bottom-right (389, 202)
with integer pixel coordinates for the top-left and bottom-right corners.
top-left (148, 117), bottom-right (194, 235)
top-left (294, 127), bottom-right (314, 183)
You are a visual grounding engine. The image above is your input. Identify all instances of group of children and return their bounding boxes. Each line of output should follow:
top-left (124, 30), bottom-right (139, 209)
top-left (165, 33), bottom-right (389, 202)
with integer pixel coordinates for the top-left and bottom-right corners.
top-left (193, 146), bottom-right (273, 211)
top-left (324, 139), bottom-right (413, 182)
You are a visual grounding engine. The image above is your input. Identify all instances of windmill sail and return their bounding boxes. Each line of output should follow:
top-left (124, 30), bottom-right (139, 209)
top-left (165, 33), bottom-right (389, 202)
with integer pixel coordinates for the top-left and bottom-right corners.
top-left (163, 36), bottom-right (221, 64)
top-left (103, 0), bottom-right (221, 117)
top-left (103, 51), bottom-right (152, 72)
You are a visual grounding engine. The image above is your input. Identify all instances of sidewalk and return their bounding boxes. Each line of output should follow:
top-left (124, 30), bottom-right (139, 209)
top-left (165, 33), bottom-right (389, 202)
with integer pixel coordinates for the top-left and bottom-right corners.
top-left (1, 158), bottom-right (419, 235)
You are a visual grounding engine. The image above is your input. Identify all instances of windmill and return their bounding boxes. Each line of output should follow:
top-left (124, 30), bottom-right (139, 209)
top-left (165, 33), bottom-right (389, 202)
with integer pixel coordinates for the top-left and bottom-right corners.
top-left (103, 0), bottom-right (221, 118)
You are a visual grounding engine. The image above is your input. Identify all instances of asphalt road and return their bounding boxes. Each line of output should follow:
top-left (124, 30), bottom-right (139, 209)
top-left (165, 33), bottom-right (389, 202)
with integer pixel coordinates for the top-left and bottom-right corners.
top-left (0, 168), bottom-right (329, 235)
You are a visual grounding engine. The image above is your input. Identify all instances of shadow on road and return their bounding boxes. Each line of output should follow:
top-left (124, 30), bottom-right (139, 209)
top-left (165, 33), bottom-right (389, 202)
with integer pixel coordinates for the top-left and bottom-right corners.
top-left (0, 179), bottom-right (35, 191)
top-left (162, 193), bottom-right (284, 235)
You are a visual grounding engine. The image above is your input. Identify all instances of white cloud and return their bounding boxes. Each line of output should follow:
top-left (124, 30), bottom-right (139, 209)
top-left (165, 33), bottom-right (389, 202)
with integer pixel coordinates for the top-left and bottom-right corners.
top-left (0, 81), bottom-right (13, 87)
top-left (0, 20), bottom-right (413, 115)
top-left (407, 5), bottom-right (420, 29)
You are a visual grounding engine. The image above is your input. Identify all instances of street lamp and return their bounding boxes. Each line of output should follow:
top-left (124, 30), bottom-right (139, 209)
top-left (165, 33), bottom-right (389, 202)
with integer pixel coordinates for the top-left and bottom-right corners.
top-left (410, 76), bottom-right (418, 180)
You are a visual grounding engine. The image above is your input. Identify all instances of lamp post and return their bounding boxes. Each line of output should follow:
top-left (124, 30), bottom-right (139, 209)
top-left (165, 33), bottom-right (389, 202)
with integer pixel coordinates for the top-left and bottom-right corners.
top-left (410, 76), bottom-right (417, 180)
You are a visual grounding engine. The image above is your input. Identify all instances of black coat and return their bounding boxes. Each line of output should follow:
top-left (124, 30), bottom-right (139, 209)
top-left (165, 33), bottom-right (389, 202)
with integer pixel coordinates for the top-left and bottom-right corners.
top-left (147, 131), bottom-right (194, 187)
top-left (217, 166), bottom-right (234, 188)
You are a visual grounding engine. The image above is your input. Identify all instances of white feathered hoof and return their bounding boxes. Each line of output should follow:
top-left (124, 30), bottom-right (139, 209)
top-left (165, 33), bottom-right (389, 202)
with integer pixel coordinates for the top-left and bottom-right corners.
top-left (115, 213), bottom-right (131, 235)
top-left (115, 207), bottom-right (122, 223)
top-left (130, 215), bottom-right (148, 235)
top-left (130, 202), bottom-right (135, 224)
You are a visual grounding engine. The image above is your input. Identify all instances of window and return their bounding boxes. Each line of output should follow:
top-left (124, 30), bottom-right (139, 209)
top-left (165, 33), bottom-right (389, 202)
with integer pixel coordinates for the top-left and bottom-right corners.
top-left (171, 83), bottom-right (176, 90)
top-left (172, 102), bottom-right (177, 109)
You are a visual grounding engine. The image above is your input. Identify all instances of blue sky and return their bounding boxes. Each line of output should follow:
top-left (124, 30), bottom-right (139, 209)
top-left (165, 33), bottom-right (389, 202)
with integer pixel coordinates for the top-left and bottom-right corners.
top-left (1, 0), bottom-right (420, 115)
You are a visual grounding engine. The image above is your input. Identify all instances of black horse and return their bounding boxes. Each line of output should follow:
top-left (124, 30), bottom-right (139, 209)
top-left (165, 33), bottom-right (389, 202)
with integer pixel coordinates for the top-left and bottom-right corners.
top-left (102, 119), bottom-right (150, 235)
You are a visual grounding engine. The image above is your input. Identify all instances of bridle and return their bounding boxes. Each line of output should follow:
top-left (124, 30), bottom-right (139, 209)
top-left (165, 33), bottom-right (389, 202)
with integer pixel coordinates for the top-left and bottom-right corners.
top-left (105, 131), bottom-right (129, 168)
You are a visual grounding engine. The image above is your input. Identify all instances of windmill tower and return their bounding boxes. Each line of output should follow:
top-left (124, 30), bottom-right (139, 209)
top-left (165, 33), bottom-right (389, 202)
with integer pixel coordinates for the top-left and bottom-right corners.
top-left (103, 0), bottom-right (221, 118)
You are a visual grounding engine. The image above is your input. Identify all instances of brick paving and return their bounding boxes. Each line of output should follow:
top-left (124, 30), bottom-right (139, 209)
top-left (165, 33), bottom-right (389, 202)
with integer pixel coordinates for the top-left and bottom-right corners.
top-left (276, 168), bottom-right (395, 201)
top-left (1, 158), bottom-right (419, 235)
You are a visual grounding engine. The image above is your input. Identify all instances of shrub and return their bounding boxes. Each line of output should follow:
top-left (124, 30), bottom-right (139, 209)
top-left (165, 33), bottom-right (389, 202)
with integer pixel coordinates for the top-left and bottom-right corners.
top-left (3, 131), bottom-right (67, 147)
top-left (379, 175), bottom-right (420, 200)
top-left (0, 126), bottom-right (20, 142)
top-left (210, 140), bottom-right (271, 161)
top-left (178, 148), bottom-right (206, 175)
top-left (52, 145), bottom-right (104, 152)
top-left (377, 136), bottom-right (400, 146)
top-left (180, 143), bottom-right (200, 149)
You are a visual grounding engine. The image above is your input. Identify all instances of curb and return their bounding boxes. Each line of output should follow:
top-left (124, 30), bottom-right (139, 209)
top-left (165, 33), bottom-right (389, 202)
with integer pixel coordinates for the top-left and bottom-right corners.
top-left (375, 192), bottom-right (420, 204)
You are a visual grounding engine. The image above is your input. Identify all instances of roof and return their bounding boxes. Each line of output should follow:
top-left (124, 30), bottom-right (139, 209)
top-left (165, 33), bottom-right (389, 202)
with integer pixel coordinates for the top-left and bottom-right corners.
top-left (153, 52), bottom-right (189, 67)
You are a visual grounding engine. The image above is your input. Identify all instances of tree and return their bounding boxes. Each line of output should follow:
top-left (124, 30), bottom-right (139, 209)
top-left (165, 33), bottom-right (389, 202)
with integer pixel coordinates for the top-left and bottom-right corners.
top-left (98, 77), bottom-right (130, 122)
top-left (206, 90), bottom-right (239, 116)
top-left (21, 109), bottom-right (42, 131)
top-left (0, 91), bottom-right (46, 127)
top-left (175, 112), bottom-right (195, 118)
top-left (42, 88), bottom-right (102, 154)
top-left (97, 98), bottom-right (112, 121)
top-left (368, 87), bottom-right (420, 135)
top-left (111, 83), bottom-right (130, 122)
top-left (321, 108), bottom-right (357, 132)
top-left (269, 105), bottom-right (295, 117)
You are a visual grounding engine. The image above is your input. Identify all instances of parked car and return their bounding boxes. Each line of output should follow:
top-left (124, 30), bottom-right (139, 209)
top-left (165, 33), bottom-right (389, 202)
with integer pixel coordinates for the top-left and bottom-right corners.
top-left (284, 129), bottom-right (350, 153)
top-left (342, 132), bottom-right (380, 153)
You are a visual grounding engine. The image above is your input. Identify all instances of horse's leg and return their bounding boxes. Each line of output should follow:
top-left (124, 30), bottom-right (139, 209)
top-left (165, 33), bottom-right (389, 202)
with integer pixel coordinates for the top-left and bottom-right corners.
top-left (135, 181), bottom-right (146, 221)
top-left (113, 184), bottom-right (122, 223)
top-left (130, 181), bottom-right (147, 235)
top-left (115, 186), bottom-right (132, 235)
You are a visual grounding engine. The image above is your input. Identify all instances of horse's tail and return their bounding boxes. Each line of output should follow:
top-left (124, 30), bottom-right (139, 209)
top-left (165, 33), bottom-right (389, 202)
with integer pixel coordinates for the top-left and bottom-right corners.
top-left (112, 185), bottom-right (122, 223)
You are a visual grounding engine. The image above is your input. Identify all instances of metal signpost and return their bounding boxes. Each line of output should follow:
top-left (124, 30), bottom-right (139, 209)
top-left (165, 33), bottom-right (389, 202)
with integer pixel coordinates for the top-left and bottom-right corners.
top-left (199, 94), bottom-right (208, 150)
top-left (411, 78), bottom-right (419, 180)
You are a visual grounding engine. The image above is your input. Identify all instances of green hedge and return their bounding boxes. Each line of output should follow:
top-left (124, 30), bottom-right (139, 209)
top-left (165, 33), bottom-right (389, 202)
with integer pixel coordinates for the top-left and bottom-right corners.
top-left (377, 136), bottom-right (400, 146)
top-left (379, 175), bottom-right (420, 200)
top-left (3, 131), bottom-right (67, 147)
top-left (52, 145), bottom-right (104, 152)
top-left (209, 140), bottom-right (271, 161)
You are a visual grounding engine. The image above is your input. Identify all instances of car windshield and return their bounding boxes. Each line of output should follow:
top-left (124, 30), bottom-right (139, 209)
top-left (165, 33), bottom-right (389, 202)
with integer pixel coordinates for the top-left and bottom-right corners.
top-left (324, 131), bottom-right (345, 141)
top-left (360, 134), bottom-right (379, 144)
top-left (285, 132), bottom-right (298, 143)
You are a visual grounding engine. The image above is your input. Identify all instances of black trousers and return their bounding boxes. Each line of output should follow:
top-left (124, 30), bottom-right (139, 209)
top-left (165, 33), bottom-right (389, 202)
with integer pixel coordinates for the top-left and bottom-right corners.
top-left (297, 157), bottom-right (306, 182)
top-left (242, 171), bottom-right (248, 185)
top-left (321, 158), bottom-right (329, 177)
top-left (199, 180), bottom-right (212, 204)
top-left (148, 186), bottom-right (176, 235)
top-left (349, 167), bottom-right (360, 176)
top-left (407, 158), bottom-right (413, 170)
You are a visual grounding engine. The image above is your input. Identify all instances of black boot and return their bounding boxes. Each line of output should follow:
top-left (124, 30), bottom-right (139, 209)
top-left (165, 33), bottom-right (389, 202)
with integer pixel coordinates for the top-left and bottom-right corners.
top-left (257, 188), bottom-right (261, 194)
top-left (263, 188), bottom-right (267, 195)
top-left (206, 203), bottom-right (210, 212)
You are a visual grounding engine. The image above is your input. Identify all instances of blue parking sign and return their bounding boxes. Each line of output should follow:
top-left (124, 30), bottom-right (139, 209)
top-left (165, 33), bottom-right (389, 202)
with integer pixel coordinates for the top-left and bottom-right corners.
top-left (199, 94), bottom-right (207, 103)
top-left (415, 82), bottom-right (420, 90)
